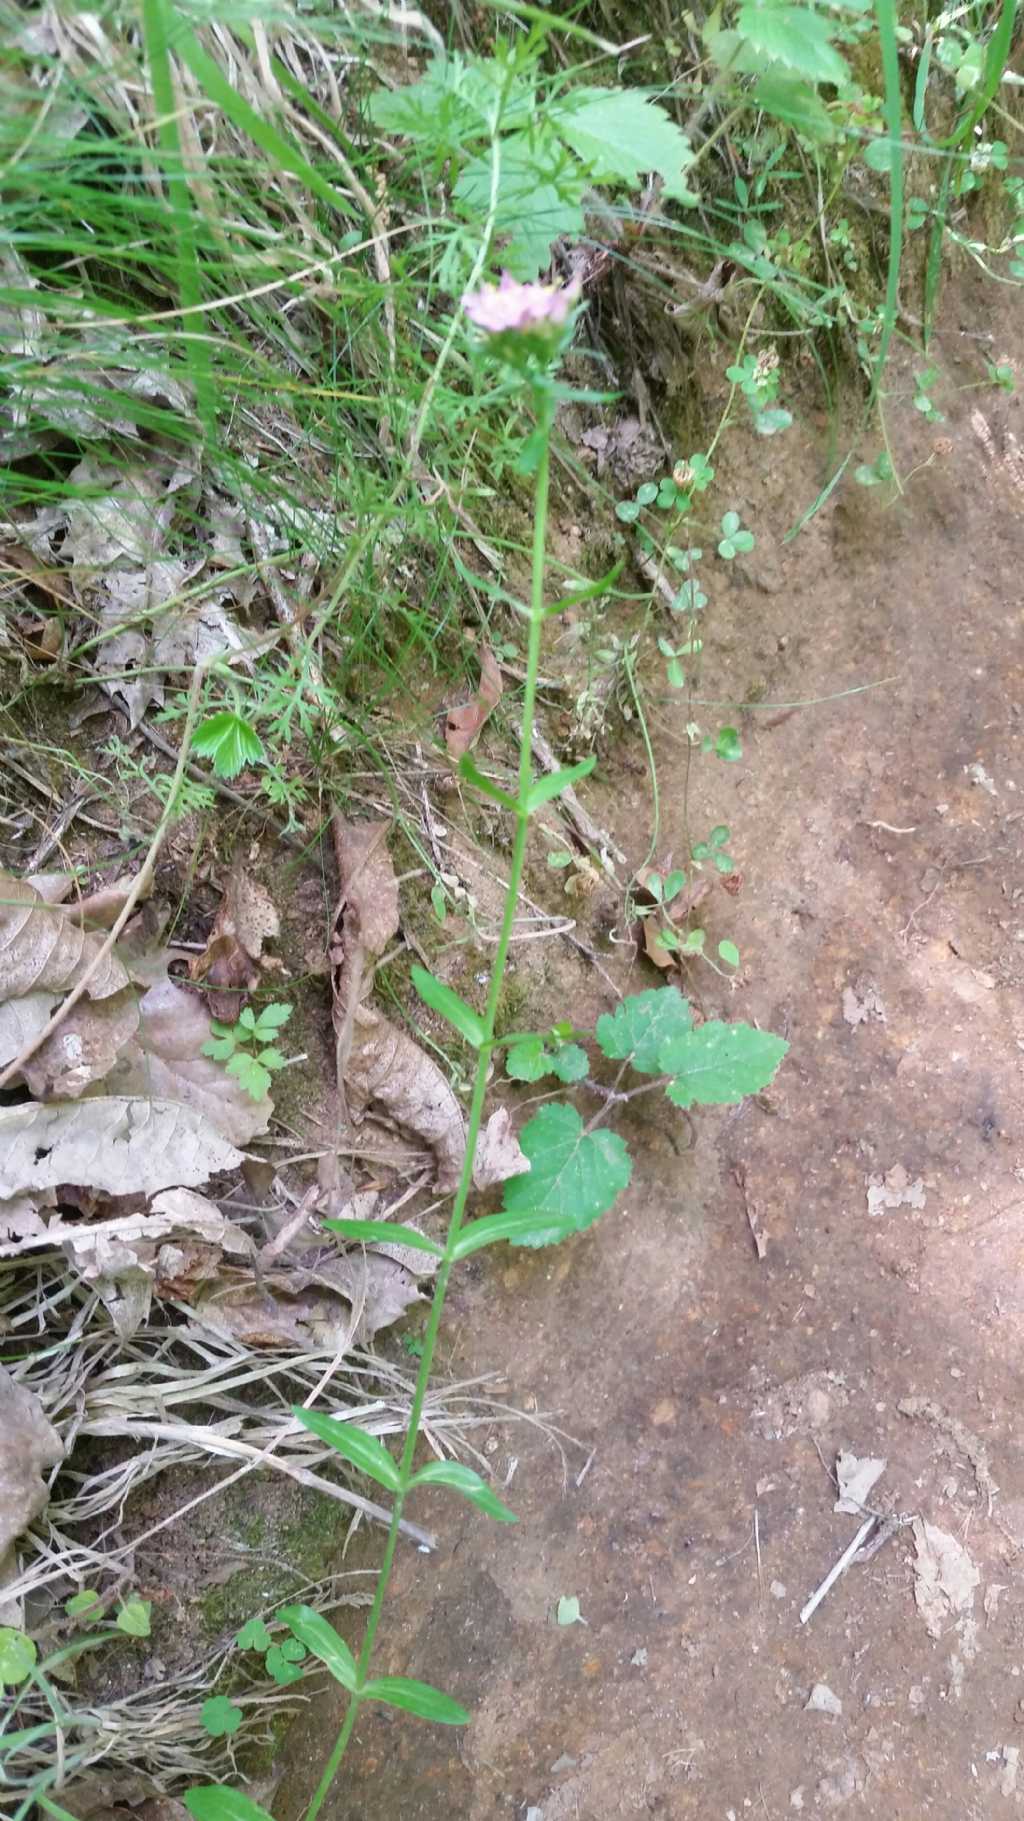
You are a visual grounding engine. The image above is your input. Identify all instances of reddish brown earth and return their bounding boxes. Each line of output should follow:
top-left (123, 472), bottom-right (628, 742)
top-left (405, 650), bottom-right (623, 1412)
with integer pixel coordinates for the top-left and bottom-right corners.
top-left (278, 281), bottom-right (1024, 1821)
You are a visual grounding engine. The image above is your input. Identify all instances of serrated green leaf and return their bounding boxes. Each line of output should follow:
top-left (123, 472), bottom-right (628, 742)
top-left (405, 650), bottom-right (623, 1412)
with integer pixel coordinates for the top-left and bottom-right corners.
top-left (239, 1008), bottom-right (257, 1031)
top-left (497, 1103), bottom-right (631, 1246)
top-left (660, 1022), bottom-right (788, 1107)
top-left (410, 966), bottom-right (487, 1048)
top-left (200, 1696), bottom-right (243, 1739)
top-left (290, 1407), bottom-right (401, 1492)
top-left (0, 1628), bottom-right (36, 1687)
top-left (256, 1047), bottom-right (286, 1071)
top-left (279, 1604), bottom-right (356, 1691)
top-left (235, 1617), bottom-right (272, 1652)
top-left (115, 1597), bottom-right (151, 1638)
top-left (526, 757), bottom-right (596, 812)
top-left (548, 1042), bottom-right (589, 1083)
top-left (550, 87), bottom-right (696, 200)
top-left (362, 1675), bottom-right (469, 1725)
top-left (736, 5), bottom-right (849, 85)
top-left (409, 1460), bottom-right (517, 1522)
top-left (201, 1035), bottom-right (235, 1062)
top-left (458, 754), bottom-right (519, 812)
top-left (454, 139), bottom-right (586, 277)
top-left (226, 1052), bottom-right (271, 1100)
top-left (323, 1218), bottom-right (443, 1257)
top-left (185, 1789), bottom-right (276, 1821)
top-left (595, 987), bottom-right (692, 1074)
top-left (253, 1003), bottom-right (292, 1033)
top-left (191, 712), bottom-right (265, 780)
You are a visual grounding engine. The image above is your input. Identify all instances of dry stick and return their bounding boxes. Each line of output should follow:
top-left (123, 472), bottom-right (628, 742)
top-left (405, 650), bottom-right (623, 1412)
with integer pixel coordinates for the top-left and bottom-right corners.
top-left (0, 669), bottom-right (205, 1093)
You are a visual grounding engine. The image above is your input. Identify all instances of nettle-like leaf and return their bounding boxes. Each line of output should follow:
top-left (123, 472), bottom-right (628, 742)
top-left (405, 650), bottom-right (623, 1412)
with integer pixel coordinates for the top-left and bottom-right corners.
top-left (505, 1036), bottom-right (589, 1084)
top-left (734, 5), bottom-right (849, 86)
top-left (595, 987), bottom-right (692, 1075)
top-left (454, 139), bottom-right (586, 279)
top-left (497, 1103), bottom-right (631, 1247)
top-left (659, 1022), bottom-right (788, 1107)
top-left (549, 87), bottom-right (697, 201)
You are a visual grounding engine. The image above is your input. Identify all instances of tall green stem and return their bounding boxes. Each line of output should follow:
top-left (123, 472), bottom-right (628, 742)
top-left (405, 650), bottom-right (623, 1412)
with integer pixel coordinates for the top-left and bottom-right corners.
top-left (302, 403), bottom-right (553, 1821)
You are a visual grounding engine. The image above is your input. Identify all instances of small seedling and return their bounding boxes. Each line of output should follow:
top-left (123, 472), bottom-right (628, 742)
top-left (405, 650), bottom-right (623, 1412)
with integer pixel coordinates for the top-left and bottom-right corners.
top-left (192, 711), bottom-right (266, 780)
top-left (986, 360), bottom-right (1016, 394)
top-left (201, 1696), bottom-right (244, 1738)
top-left (203, 1002), bottom-right (293, 1100)
top-left (913, 367), bottom-right (945, 423)
top-left (854, 451), bottom-right (894, 487)
top-left (692, 825), bottom-right (736, 874)
top-left (717, 512), bottom-right (755, 560)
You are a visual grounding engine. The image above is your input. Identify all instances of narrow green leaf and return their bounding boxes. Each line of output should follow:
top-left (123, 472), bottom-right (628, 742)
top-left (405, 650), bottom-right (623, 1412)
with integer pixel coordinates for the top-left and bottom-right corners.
top-left (595, 987), bottom-right (692, 1074)
top-left (174, 30), bottom-right (355, 222)
top-left (409, 1460), bottom-right (517, 1523)
top-left (660, 1022), bottom-right (789, 1107)
top-left (323, 1218), bottom-right (443, 1257)
top-left (410, 966), bottom-right (487, 1049)
top-left (526, 757), bottom-right (596, 812)
top-left (185, 1789), bottom-right (276, 1821)
top-left (362, 1675), bottom-right (469, 1725)
top-left (290, 1409), bottom-right (400, 1492)
top-left (278, 1604), bottom-right (356, 1691)
top-left (555, 558), bottom-right (625, 608)
top-left (458, 754), bottom-right (519, 812)
top-left (451, 1208), bottom-right (576, 1259)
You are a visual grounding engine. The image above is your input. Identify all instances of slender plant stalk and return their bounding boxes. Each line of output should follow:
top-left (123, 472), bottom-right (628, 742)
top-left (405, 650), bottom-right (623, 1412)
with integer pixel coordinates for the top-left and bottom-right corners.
top-left (302, 403), bottom-right (554, 1821)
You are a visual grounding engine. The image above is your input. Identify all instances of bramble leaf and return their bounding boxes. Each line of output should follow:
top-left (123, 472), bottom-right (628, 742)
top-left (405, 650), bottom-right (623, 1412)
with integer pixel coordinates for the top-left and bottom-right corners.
top-left (736, 5), bottom-right (849, 85)
top-left (290, 1408), bottom-right (400, 1492)
top-left (362, 1675), bottom-right (469, 1725)
top-left (409, 1460), bottom-right (517, 1522)
top-left (497, 1103), bottom-right (631, 1246)
top-left (550, 87), bottom-right (697, 201)
top-left (660, 1022), bottom-right (788, 1107)
top-left (279, 1605), bottom-right (356, 1691)
top-left (595, 987), bottom-right (692, 1074)
top-left (505, 1038), bottom-right (588, 1084)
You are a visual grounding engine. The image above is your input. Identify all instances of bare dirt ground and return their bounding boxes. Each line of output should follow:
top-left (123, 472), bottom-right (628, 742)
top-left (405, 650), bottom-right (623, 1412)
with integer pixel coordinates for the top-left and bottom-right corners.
top-left (277, 279), bottom-right (1024, 1820)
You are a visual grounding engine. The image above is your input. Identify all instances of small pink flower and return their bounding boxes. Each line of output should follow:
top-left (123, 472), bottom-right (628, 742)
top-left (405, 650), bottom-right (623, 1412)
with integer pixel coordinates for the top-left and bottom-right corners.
top-left (462, 271), bottom-right (580, 338)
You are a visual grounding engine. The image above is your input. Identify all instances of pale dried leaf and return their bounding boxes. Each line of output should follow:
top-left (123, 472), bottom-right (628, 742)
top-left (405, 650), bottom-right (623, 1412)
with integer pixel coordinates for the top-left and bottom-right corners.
top-left (0, 1097), bottom-right (242, 1199)
top-left (333, 819), bottom-right (400, 961)
top-left (0, 869), bottom-right (128, 999)
top-left (444, 644), bottom-right (503, 759)
top-left (911, 1518), bottom-right (979, 1637)
top-left (189, 863), bottom-right (280, 1021)
top-left (0, 1195), bottom-right (47, 1243)
top-left (63, 457), bottom-right (172, 573)
top-left (348, 1005), bottom-right (466, 1191)
top-left (191, 1247), bottom-right (421, 1349)
top-left (100, 977), bottom-right (271, 1147)
top-left (473, 1107), bottom-right (531, 1189)
top-left (0, 991), bottom-right (59, 1067)
top-left (60, 1190), bottom-right (252, 1337)
top-left (0, 1365), bottom-right (63, 1568)
top-left (834, 1450), bottom-right (886, 1516)
top-left (21, 985), bottom-right (140, 1100)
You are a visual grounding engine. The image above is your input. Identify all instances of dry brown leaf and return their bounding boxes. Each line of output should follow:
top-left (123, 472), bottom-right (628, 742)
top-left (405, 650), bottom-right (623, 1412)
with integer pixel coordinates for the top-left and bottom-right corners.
top-left (635, 866), bottom-right (710, 971)
top-left (189, 862), bottom-right (280, 1021)
top-left (473, 1107), bottom-right (530, 1190)
top-left (100, 977), bottom-right (271, 1147)
top-left (21, 985), bottom-right (140, 1100)
top-left (0, 1097), bottom-right (242, 1200)
top-left (444, 643), bottom-right (503, 759)
top-left (346, 1004), bottom-right (466, 1192)
top-left (332, 818), bottom-right (400, 972)
top-left (191, 1246), bottom-right (422, 1349)
top-left (0, 869), bottom-right (129, 1000)
top-left (0, 1365), bottom-right (63, 1583)
top-left (60, 1189), bottom-right (253, 1337)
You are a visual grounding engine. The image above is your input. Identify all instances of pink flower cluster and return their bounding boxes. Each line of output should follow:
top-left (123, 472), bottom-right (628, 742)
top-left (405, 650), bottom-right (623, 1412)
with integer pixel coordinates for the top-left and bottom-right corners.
top-left (462, 271), bottom-right (580, 337)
